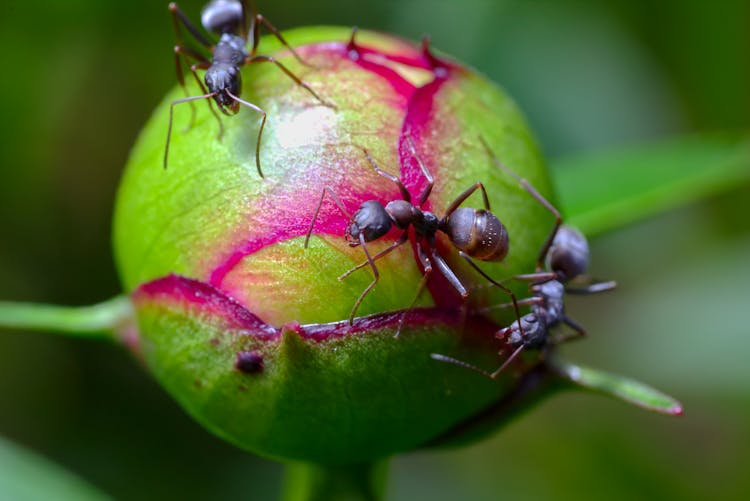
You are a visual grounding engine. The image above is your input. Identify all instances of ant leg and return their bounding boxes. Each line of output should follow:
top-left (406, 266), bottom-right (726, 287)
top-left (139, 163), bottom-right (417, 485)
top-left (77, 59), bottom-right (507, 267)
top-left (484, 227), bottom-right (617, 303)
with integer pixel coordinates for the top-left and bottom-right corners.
top-left (488, 344), bottom-right (526, 378)
top-left (339, 231), bottom-right (409, 280)
top-left (168, 2), bottom-right (213, 49)
top-left (444, 182), bottom-right (491, 218)
top-left (553, 316), bottom-right (587, 344)
top-left (566, 280), bottom-right (617, 295)
top-left (459, 251), bottom-right (524, 338)
top-left (347, 26), bottom-right (361, 57)
top-left (248, 14), bottom-right (314, 68)
top-left (347, 233), bottom-right (381, 325)
top-left (429, 246), bottom-right (468, 300)
top-left (358, 147), bottom-right (411, 202)
top-left (188, 63), bottom-right (224, 140)
top-left (173, 46), bottom-right (209, 131)
top-left (404, 134), bottom-right (434, 206)
top-left (477, 296), bottom-right (542, 315)
top-left (304, 187), bottom-right (351, 248)
top-left (246, 55), bottom-right (334, 108)
top-left (238, 0), bottom-right (254, 40)
top-left (478, 135), bottom-right (561, 270)
top-left (394, 243), bottom-right (433, 338)
top-left (226, 90), bottom-right (267, 178)
top-left (164, 92), bottom-right (217, 169)
top-left (512, 272), bottom-right (558, 283)
top-left (421, 36), bottom-right (448, 77)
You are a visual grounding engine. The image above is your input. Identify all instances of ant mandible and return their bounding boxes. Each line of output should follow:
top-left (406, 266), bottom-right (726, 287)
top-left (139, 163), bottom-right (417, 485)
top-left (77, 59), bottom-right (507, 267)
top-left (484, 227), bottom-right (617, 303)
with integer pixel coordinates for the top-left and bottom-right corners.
top-left (164, 0), bottom-right (332, 178)
top-left (304, 136), bottom-right (524, 332)
top-left (432, 136), bottom-right (617, 377)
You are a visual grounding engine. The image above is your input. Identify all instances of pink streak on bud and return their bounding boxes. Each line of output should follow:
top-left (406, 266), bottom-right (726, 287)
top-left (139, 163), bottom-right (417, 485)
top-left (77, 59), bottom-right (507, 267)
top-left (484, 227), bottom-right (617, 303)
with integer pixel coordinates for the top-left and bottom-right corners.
top-left (134, 274), bottom-right (476, 342)
top-left (134, 274), bottom-right (277, 338)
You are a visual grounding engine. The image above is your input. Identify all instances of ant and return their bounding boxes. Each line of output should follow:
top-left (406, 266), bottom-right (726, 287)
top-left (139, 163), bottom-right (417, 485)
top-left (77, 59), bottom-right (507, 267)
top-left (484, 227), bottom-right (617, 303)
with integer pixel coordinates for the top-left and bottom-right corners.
top-left (304, 137), bottom-right (524, 333)
top-left (431, 136), bottom-right (617, 378)
top-left (164, 0), bottom-right (332, 177)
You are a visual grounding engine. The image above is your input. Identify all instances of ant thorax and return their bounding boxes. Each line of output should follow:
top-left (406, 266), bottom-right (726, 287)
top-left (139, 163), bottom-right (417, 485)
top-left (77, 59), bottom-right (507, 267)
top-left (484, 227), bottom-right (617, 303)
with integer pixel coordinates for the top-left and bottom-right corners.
top-left (533, 280), bottom-right (565, 323)
top-left (414, 211), bottom-right (439, 237)
top-left (503, 280), bottom-right (565, 350)
top-left (214, 33), bottom-right (248, 63)
top-left (384, 200), bottom-right (420, 230)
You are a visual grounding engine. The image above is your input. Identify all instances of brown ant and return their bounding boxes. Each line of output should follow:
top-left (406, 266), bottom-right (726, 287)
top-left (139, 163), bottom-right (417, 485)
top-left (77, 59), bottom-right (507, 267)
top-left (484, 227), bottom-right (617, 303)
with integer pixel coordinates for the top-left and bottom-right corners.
top-left (164, 0), bottom-right (332, 177)
top-left (304, 137), bottom-right (524, 333)
top-left (432, 136), bottom-right (617, 378)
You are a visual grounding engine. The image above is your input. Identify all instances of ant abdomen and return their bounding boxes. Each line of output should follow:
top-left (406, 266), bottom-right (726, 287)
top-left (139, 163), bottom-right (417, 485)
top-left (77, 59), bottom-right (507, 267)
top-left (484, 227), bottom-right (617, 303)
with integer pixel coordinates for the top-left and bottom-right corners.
top-left (201, 0), bottom-right (243, 34)
top-left (445, 207), bottom-right (509, 261)
top-left (546, 225), bottom-right (589, 280)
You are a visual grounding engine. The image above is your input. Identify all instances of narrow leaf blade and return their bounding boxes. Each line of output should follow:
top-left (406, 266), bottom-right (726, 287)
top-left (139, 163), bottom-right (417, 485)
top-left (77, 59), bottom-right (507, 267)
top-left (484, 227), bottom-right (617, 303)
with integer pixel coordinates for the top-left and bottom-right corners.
top-left (553, 133), bottom-right (750, 236)
top-left (552, 358), bottom-right (683, 416)
top-left (0, 436), bottom-right (112, 501)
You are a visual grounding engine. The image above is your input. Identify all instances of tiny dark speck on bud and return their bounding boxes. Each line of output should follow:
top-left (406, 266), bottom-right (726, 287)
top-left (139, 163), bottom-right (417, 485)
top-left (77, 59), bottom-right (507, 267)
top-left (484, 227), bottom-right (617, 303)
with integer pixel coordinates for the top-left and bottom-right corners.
top-left (235, 350), bottom-right (264, 374)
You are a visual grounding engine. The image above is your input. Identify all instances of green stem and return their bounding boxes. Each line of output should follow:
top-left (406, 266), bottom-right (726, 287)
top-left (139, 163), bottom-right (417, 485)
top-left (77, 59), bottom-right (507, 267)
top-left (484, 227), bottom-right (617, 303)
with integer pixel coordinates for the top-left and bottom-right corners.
top-left (281, 461), bottom-right (388, 501)
top-left (0, 295), bottom-right (132, 340)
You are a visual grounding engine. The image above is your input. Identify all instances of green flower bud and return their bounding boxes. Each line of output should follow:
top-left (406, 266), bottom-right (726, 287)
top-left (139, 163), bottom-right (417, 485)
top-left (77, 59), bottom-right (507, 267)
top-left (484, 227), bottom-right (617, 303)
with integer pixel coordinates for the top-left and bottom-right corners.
top-left (113, 27), bottom-right (573, 464)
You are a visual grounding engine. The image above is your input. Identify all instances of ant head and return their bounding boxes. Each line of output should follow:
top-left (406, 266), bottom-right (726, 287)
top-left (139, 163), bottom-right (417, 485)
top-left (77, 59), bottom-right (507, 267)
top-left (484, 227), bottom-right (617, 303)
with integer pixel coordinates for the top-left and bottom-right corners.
top-left (201, 0), bottom-right (244, 34)
top-left (446, 208), bottom-right (509, 262)
top-left (546, 225), bottom-right (589, 281)
top-left (345, 201), bottom-right (392, 245)
top-left (499, 313), bottom-right (546, 349)
top-left (204, 64), bottom-right (242, 113)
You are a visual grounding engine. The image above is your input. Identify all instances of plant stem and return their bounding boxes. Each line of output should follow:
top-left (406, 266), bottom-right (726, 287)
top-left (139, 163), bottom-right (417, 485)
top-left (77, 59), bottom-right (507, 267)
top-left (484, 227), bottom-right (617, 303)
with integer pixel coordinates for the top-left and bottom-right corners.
top-left (281, 460), bottom-right (388, 501)
top-left (0, 295), bottom-right (132, 340)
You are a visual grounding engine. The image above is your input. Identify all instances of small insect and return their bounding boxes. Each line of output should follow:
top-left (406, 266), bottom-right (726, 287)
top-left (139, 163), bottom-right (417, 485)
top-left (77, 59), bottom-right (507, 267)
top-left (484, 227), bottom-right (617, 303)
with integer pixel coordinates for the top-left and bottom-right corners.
top-left (304, 137), bottom-right (524, 332)
top-left (432, 136), bottom-right (616, 377)
top-left (164, 0), bottom-right (332, 177)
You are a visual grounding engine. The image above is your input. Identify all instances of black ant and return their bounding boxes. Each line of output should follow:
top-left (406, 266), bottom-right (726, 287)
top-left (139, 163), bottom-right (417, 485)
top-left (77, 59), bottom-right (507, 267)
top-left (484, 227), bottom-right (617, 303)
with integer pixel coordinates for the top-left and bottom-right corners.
top-left (303, 137), bottom-right (524, 333)
top-left (164, 0), bottom-right (332, 177)
top-left (431, 136), bottom-right (617, 378)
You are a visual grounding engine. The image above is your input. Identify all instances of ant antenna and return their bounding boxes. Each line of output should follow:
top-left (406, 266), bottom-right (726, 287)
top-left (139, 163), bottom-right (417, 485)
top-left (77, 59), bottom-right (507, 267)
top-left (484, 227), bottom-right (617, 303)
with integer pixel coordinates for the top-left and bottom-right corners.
top-left (430, 354), bottom-right (494, 379)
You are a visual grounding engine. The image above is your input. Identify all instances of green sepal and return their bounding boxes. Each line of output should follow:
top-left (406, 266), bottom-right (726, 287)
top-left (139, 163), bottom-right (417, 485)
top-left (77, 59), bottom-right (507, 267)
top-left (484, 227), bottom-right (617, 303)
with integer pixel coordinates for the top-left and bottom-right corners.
top-left (550, 356), bottom-right (683, 416)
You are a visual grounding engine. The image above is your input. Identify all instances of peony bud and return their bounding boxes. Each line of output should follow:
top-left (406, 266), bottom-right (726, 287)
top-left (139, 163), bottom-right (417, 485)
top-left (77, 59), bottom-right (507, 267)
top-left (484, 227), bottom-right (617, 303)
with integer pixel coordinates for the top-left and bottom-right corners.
top-left (113, 27), bottom-right (582, 464)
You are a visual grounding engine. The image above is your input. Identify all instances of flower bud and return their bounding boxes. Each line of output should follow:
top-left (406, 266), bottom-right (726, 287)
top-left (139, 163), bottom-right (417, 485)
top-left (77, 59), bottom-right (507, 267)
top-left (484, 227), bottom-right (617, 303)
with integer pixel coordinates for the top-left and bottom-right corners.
top-left (113, 27), bottom-right (554, 463)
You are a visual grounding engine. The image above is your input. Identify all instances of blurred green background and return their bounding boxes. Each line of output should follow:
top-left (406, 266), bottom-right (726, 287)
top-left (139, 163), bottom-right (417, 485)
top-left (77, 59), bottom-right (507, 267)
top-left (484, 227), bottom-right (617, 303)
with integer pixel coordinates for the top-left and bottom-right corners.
top-left (0, 0), bottom-right (748, 499)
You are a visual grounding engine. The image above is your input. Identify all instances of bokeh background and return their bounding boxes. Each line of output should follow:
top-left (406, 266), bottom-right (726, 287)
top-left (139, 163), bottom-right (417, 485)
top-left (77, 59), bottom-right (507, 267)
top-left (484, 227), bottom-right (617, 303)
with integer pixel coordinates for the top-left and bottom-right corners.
top-left (0, 0), bottom-right (748, 499)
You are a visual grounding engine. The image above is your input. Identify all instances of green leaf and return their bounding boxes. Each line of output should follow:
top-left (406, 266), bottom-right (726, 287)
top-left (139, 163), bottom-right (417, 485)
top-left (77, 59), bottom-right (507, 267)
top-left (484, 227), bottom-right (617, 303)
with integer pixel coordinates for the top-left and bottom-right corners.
top-left (551, 358), bottom-right (683, 416)
top-left (552, 133), bottom-right (750, 236)
top-left (0, 436), bottom-right (111, 501)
